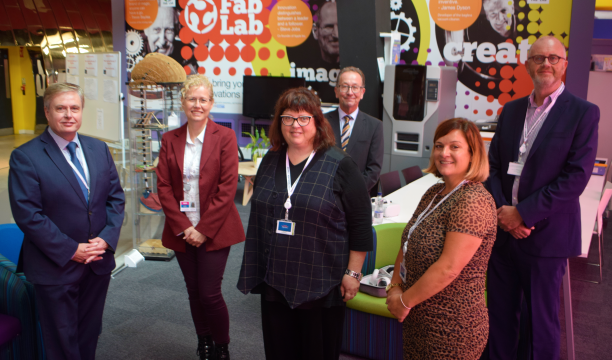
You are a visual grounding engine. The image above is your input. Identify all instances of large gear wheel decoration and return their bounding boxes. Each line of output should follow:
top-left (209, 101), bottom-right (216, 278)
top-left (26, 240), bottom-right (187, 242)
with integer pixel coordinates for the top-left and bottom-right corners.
top-left (390, 0), bottom-right (402, 11)
top-left (390, 12), bottom-right (417, 53)
top-left (126, 30), bottom-right (143, 56)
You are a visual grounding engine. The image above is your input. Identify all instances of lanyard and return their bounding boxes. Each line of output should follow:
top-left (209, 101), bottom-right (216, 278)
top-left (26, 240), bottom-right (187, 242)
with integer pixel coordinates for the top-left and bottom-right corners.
top-left (67, 156), bottom-right (89, 193)
top-left (402, 180), bottom-right (467, 256)
top-left (284, 150), bottom-right (316, 220)
top-left (520, 83), bottom-right (564, 155)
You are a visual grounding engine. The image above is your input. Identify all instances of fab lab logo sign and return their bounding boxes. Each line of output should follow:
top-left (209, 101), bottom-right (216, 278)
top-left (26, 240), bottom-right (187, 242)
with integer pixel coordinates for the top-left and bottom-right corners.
top-left (391, 0), bottom-right (572, 121)
top-left (177, 0), bottom-right (312, 114)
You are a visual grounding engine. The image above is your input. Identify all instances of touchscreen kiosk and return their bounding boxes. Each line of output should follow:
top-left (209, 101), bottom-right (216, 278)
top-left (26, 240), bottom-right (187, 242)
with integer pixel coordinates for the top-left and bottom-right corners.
top-left (382, 65), bottom-right (457, 172)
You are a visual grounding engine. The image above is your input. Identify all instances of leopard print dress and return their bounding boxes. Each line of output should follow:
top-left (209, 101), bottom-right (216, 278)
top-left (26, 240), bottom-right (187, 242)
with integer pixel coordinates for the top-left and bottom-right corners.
top-left (401, 181), bottom-right (497, 360)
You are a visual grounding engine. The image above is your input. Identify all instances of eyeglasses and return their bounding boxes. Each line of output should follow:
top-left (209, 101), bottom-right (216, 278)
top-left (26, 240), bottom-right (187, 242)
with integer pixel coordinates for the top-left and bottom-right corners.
top-left (337, 85), bottom-right (364, 93)
top-left (528, 55), bottom-right (565, 65)
top-left (281, 115), bottom-right (312, 126)
top-left (186, 98), bottom-right (211, 105)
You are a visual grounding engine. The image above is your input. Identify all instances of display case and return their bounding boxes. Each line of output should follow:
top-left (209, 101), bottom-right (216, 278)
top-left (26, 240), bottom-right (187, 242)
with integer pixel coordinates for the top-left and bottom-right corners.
top-left (128, 82), bottom-right (182, 260)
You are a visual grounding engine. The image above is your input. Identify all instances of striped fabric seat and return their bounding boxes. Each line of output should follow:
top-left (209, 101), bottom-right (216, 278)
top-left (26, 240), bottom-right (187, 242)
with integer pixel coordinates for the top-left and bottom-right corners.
top-left (0, 254), bottom-right (45, 360)
top-left (342, 223), bottom-right (407, 360)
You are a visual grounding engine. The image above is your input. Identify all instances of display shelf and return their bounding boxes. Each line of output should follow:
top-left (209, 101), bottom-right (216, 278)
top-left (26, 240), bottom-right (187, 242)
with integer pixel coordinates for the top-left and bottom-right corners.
top-left (128, 82), bottom-right (183, 261)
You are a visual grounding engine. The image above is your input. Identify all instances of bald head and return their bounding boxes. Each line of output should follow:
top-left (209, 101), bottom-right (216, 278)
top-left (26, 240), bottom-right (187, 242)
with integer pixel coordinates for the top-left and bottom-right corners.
top-left (528, 36), bottom-right (566, 58)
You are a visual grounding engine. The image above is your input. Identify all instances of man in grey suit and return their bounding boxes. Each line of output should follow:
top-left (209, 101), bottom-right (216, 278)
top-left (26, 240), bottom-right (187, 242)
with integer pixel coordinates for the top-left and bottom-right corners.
top-left (325, 66), bottom-right (384, 191)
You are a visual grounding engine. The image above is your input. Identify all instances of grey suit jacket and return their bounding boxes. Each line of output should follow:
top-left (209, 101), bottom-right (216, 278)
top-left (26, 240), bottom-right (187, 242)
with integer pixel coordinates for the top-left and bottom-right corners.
top-left (325, 109), bottom-right (384, 191)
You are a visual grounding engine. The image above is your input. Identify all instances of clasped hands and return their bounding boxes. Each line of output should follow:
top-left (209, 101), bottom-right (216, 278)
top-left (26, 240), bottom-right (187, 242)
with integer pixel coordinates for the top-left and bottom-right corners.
top-left (386, 287), bottom-right (411, 322)
top-left (497, 205), bottom-right (534, 239)
top-left (72, 237), bottom-right (108, 264)
top-left (183, 226), bottom-right (207, 247)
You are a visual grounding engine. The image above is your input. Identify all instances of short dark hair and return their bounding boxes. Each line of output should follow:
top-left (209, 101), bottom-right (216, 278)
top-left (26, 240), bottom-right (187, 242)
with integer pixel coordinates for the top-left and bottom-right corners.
top-left (424, 117), bottom-right (489, 182)
top-left (269, 87), bottom-right (336, 152)
top-left (336, 66), bottom-right (366, 88)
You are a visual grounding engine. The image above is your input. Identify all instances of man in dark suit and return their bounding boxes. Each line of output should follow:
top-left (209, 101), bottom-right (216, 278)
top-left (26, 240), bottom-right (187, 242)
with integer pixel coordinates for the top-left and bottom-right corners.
top-left (486, 36), bottom-right (599, 359)
top-left (9, 83), bottom-right (125, 360)
top-left (325, 66), bottom-right (384, 192)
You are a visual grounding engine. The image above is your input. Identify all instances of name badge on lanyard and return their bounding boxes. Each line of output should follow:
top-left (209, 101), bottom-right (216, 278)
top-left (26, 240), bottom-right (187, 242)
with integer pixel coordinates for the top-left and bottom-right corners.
top-left (180, 200), bottom-right (196, 212)
top-left (400, 180), bottom-right (467, 283)
top-left (276, 151), bottom-right (316, 236)
top-left (507, 162), bottom-right (524, 176)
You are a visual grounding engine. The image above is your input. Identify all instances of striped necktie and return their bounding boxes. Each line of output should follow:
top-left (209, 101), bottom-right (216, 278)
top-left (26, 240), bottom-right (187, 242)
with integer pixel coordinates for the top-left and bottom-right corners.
top-left (341, 115), bottom-right (352, 151)
top-left (67, 142), bottom-right (89, 204)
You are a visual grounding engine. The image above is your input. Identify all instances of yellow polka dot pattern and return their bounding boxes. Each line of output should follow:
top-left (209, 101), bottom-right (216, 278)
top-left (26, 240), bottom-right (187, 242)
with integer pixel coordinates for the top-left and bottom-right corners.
top-left (516, 0), bottom-right (573, 48)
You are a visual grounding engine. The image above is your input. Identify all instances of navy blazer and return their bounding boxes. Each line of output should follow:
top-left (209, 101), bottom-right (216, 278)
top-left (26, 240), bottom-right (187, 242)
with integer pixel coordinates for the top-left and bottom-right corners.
top-left (9, 129), bottom-right (125, 285)
top-left (325, 109), bottom-right (384, 191)
top-left (486, 90), bottom-right (599, 258)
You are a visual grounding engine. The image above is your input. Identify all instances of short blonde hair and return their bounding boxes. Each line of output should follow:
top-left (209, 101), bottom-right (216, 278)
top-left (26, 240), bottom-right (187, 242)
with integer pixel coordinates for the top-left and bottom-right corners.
top-left (424, 118), bottom-right (489, 182)
top-left (180, 74), bottom-right (214, 100)
top-left (44, 83), bottom-right (84, 109)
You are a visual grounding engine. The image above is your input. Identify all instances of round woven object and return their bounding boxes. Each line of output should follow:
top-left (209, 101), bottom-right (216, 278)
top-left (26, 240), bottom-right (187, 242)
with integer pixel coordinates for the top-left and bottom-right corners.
top-left (130, 53), bottom-right (186, 88)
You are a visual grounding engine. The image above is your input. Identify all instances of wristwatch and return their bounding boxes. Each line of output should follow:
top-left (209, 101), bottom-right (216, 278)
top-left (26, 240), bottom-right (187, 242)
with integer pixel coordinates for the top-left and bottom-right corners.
top-left (385, 283), bottom-right (402, 293)
top-left (345, 269), bottom-right (363, 282)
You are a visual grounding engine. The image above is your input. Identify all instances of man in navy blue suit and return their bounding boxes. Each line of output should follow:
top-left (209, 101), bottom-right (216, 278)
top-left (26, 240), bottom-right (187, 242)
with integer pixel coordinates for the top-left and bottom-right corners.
top-left (9, 83), bottom-right (125, 359)
top-left (486, 36), bottom-right (599, 359)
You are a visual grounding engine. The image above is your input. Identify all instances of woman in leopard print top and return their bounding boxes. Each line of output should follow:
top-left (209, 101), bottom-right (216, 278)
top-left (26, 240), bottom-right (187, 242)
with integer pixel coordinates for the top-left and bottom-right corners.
top-left (386, 118), bottom-right (497, 359)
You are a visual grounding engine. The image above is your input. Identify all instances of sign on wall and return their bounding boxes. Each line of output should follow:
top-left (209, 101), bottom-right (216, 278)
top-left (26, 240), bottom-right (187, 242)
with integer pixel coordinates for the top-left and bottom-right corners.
top-left (391, 0), bottom-right (573, 120)
top-left (126, 0), bottom-right (340, 114)
top-left (125, 0), bottom-right (574, 120)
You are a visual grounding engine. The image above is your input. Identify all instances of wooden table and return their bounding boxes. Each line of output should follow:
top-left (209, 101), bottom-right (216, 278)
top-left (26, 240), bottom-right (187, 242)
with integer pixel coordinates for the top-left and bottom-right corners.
top-left (238, 162), bottom-right (258, 206)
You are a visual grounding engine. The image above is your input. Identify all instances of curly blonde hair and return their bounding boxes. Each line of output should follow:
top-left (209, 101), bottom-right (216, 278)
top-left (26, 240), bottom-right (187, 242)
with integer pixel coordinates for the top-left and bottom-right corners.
top-left (180, 74), bottom-right (214, 100)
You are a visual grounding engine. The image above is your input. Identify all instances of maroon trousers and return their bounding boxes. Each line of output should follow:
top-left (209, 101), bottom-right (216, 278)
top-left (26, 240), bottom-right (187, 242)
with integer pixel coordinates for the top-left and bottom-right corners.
top-left (175, 243), bottom-right (231, 344)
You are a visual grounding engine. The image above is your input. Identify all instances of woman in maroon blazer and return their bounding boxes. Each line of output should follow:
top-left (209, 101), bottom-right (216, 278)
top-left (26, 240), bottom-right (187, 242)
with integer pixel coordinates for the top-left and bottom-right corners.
top-left (156, 74), bottom-right (245, 360)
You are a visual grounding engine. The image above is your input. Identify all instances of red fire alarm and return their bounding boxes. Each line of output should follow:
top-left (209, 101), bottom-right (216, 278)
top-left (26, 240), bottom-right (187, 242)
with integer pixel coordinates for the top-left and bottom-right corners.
top-left (19, 47), bottom-right (23, 57)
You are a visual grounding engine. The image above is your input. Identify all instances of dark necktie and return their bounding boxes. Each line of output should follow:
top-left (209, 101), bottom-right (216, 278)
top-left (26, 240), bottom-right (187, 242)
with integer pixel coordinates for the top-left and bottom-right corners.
top-left (341, 115), bottom-right (352, 151)
top-left (67, 142), bottom-right (89, 204)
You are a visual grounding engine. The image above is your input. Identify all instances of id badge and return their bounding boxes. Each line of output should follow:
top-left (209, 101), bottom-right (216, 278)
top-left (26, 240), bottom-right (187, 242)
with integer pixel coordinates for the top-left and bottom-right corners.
top-left (507, 162), bottom-right (524, 176)
top-left (276, 220), bottom-right (295, 235)
top-left (180, 200), bottom-right (196, 212)
top-left (399, 260), bottom-right (407, 283)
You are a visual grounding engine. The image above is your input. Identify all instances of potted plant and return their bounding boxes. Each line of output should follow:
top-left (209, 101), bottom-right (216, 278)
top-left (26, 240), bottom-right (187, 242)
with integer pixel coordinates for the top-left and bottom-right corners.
top-left (242, 128), bottom-right (270, 168)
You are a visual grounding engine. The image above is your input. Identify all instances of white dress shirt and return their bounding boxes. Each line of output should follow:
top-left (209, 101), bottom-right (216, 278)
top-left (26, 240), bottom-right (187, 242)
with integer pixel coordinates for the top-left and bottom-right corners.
top-left (183, 125), bottom-right (206, 227)
top-left (47, 127), bottom-right (90, 185)
top-left (338, 107), bottom-right (359, 139)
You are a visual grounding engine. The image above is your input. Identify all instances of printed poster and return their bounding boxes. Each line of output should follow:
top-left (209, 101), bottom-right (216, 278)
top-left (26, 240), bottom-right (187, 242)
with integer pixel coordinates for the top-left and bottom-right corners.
top-left (125, 0), bottom-right (340, 114)
top-left (392, 0), bottom-right (573, 120)
top-left (125, 0), bottom-right (574, 120)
